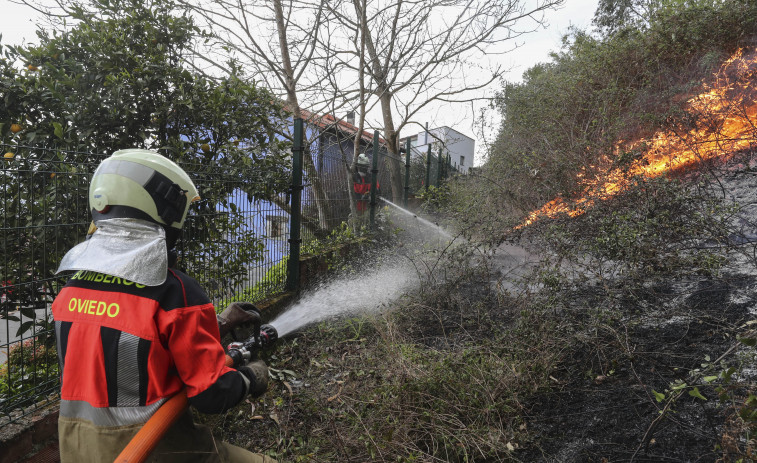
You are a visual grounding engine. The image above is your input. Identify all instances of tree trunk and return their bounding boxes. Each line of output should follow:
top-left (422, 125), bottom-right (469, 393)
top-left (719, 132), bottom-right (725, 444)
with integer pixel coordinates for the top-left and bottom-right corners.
top-left (378, 91), bottom-right (404, 203)
top-left (273, 0), bottom-right (331, 234)
top-left (302, 146), bottom-right (331, 230)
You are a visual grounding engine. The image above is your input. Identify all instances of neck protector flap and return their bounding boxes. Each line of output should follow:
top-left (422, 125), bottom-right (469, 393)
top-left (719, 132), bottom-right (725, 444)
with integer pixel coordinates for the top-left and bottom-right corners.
top-left (56, 218), bottom-right (168, 286)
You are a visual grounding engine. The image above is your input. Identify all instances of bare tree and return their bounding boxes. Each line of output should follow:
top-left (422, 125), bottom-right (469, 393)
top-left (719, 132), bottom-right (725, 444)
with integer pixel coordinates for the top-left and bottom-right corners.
top-left (318, 0), bottom-right (564, 202)
top-left (313, 0), bottom-right (382, 228)
top-left (182, 0), bottom-right (564, 208)
top-left (179, 0), bottom-right (356, 232)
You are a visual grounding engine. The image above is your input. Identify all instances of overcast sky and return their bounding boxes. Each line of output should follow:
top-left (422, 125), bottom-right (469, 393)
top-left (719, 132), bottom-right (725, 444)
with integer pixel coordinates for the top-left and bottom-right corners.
top-left (2, 0), bottom-right (600, 161)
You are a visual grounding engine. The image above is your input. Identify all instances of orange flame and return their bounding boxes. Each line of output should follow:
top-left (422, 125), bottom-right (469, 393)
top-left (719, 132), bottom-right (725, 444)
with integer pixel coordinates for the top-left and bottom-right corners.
top-left (519, 48), bottom-right (757, 228)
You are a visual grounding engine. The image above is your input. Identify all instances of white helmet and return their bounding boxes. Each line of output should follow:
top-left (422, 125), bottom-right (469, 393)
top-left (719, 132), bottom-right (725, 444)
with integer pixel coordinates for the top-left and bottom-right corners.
top-left (357, 153), bottom-right (370, 167)
top-left (89, 149), bottom-right (199, 242)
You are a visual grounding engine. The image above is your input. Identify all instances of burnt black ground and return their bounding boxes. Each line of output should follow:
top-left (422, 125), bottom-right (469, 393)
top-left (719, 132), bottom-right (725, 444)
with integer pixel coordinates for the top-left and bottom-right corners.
top-left (518, 275), bottom-right (755, 462)
top-left (514, 164), bottom-right (757, 462)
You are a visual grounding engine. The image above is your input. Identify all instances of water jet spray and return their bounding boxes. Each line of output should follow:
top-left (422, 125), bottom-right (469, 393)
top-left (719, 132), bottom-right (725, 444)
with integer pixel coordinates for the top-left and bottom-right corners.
top-left (379, 197), bottom-right (453, 240)
top-left (270, 259), bottom-right (419, 337)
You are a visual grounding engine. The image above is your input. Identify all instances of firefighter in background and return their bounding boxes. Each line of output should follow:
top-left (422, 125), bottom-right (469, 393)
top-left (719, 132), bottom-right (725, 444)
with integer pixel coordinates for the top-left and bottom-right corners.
top-left (353, 153), bottom-right (377, 214)
top-left (51, 149), bottom-right (275, 462)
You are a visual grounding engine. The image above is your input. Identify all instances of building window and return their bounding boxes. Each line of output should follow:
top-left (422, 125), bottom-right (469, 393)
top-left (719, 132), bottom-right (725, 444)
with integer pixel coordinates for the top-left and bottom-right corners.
top-left (460, 155), bottom-right (465, 166)
top-left (266, 215), bottom-right (288, 238)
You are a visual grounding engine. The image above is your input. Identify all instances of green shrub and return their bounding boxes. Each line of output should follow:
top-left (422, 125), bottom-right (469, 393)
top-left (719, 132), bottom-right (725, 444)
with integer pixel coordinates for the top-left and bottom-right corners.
top-left (540, 176), bottom-right (731, 278)
top-left (0, 338), bottom-right (58, 406)
top-left (218, 257), bottom-right (289, 311)
top-left (217, 222), bottom-right (369, 311)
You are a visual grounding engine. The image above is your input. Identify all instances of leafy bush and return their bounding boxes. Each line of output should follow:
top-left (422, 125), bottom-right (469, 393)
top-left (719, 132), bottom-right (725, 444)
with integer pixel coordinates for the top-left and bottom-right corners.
top-left (0, 338), bottom-right (58, 407)
top-left (537, 176), bottom-right (731, 279)
top-left (218, 258), bottom-right (289, 311)
top-left (217, 222), bottom-right (369, 311)
top-left (301, 222), bottom-right (362, 257)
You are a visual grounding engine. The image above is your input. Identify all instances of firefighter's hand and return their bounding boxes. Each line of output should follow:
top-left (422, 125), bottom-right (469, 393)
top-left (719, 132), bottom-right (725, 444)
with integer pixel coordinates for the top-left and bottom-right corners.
top-left (217, 302), bottom-right (261, 339)
top-left (239, 360), bottom-right (269, 398)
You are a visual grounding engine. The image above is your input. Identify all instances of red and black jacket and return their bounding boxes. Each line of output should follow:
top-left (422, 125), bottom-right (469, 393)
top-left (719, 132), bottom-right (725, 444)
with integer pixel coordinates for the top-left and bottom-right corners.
top-left (52, 268), bottom-right (246, 424)
top-left (353, 172), bottom-right (371, 195)
top-left (353, 171), bottom-right (379, 195)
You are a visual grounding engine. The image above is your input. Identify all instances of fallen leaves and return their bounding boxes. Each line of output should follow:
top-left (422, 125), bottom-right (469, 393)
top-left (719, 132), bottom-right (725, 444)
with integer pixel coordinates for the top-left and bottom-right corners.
top-left (327, 380), bottom-right (345, 402)
top-left (245, 398), bottom-right (264, 420)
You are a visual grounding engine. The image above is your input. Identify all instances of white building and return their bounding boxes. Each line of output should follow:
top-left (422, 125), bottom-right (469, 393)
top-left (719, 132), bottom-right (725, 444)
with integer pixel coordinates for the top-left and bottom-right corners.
top-left (401, 126), bottom-right (475, 174)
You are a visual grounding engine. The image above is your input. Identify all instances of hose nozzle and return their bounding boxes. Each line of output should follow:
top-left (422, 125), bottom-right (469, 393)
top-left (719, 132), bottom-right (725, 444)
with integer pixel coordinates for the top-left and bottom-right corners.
top-left (259, 324), bottom-right (278, 348)
top-left (226, 323), bottom-right (280, 367)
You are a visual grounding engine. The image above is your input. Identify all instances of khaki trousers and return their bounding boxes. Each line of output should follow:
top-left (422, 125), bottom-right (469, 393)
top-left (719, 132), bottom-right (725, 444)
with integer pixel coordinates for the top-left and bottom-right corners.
top-left (59, 409), bottom-right (276, 463)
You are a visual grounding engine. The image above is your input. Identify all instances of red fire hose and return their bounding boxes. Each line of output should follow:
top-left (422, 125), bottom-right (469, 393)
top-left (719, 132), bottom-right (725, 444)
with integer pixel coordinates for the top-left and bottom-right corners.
top-left (113, 355), bottom-right (234, 463)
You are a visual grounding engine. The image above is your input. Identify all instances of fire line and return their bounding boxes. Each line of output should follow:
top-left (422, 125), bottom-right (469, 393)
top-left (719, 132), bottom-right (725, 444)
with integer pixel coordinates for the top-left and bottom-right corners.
top-left (519, 48), bottom-right (757, 229)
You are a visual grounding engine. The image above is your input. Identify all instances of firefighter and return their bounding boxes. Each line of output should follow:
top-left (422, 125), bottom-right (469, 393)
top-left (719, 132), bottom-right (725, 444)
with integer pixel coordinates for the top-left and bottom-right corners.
top-left (51, 149), bottom-right (275, 462)
top-left (353, 153), bottom-right (376, 214)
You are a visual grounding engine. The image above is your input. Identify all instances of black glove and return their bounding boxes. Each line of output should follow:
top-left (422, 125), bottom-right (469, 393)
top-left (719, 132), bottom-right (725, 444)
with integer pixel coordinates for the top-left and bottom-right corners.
top-left (238, 360), bottom-right (269, 398)
top-left (217, 302), bottom-right (261, 339)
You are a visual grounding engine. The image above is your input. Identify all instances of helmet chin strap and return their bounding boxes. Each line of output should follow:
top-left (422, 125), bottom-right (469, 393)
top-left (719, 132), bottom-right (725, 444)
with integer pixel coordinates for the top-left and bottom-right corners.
top-left (145, 174), bottom-right (188, 226)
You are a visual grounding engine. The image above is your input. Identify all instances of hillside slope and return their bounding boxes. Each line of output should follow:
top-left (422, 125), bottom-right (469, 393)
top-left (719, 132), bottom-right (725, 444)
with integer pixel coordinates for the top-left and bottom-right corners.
top-left (199, 4), bottom-right (757, 460)
top-left (197, 157), bottom-right (757, 462)
top-left (514, 161), bottom-right (757, 461)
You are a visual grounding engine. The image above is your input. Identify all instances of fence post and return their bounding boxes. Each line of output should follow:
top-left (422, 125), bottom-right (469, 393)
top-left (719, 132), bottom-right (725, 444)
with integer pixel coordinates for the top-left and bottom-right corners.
top-left (425, 145), bottom-right (431, 193)
top-left (286, 118), bottom-right (303, 291)
top-left (404, 137), bottom-right (411, 208)
top-left (369, 130), bottom-right (379, 229)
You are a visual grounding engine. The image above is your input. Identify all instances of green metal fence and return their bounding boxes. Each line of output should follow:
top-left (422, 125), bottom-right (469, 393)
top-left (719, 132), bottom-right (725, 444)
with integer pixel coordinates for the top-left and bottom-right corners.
top-left (404, 143), bottom-right (462, 196)
top-left (1, 145), bottom-right (96, 424)
top-left (0, 119), bottom-right (454, 424)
